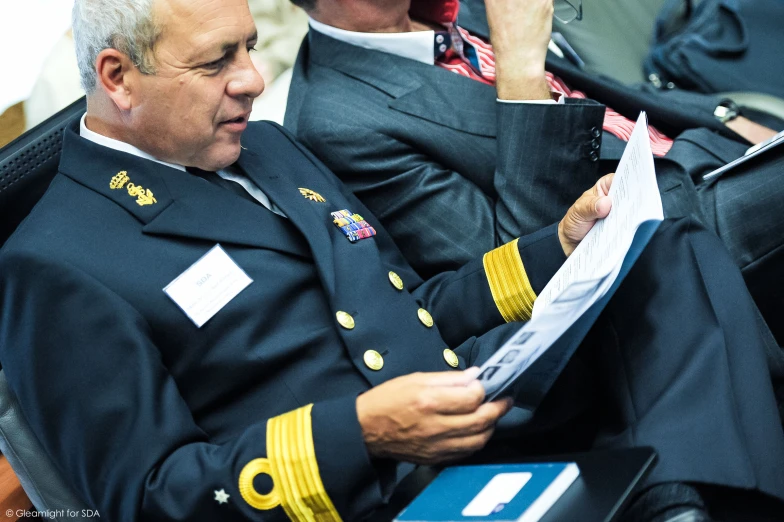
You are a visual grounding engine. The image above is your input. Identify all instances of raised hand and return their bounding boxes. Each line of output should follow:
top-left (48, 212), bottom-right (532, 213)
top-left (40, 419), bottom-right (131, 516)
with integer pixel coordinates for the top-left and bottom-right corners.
top-left (485, 0), bottom-right (554, 100)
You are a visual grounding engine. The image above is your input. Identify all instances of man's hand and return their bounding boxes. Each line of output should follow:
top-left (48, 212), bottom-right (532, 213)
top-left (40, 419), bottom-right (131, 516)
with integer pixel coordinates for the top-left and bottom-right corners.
top-left (725, 116), bottom-right (778, 145)
top-left (356, 369), bottom-right (513, 464)
top-left (558, 173), bottom-right (614, 256)
top-left (485, 0), bottom-right (553, 100)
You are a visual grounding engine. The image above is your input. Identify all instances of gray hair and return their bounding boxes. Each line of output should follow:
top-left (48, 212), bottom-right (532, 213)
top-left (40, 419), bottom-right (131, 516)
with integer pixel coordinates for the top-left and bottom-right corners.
top-left (72, 0), bottom-right (162, 93)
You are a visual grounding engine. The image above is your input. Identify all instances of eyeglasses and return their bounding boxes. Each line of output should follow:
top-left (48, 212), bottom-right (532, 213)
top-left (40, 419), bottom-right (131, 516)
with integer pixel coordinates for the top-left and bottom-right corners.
top-left (554, 0), bottom-right (582, 24)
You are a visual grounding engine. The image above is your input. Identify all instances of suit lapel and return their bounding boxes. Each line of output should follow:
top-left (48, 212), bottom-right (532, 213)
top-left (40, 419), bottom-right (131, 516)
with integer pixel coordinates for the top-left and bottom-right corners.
top-left (59, 122), bottom-right (311, 258)
top-left (236, 144), bottom-right (339, 293)
top-left (145, 173), bottom-right (312, 258)
top-left (389, 76), bottom-right (497, 137)
top-left (307, 29), bottom-right (497, 138)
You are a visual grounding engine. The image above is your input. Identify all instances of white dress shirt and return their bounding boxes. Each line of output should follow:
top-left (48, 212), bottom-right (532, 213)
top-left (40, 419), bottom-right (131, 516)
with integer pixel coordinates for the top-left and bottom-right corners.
top-left (79, 114), bottom-right (286, 217)
top-left (307, 18), bottom-right (563, 105)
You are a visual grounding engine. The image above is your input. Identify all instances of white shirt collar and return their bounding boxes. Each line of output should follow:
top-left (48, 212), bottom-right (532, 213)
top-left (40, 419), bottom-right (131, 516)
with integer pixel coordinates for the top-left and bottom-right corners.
top-left (79, 114), bottom-right (287, 217)
top-left (308, 17), bottom-right (435, 65)
top-left (79, 114), bottom-right (186, 172)
top-left (308, 17), bottom-right (564, 67)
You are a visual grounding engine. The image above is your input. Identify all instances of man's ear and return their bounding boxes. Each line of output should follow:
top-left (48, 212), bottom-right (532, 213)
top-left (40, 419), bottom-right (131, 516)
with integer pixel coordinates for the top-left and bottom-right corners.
top-left (95, 49), bottom-right (136, 111)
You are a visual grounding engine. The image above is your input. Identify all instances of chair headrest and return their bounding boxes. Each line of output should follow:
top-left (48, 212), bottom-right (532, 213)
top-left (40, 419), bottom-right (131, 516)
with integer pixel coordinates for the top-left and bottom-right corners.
top-left (0, 97), bottom-right (86, 247)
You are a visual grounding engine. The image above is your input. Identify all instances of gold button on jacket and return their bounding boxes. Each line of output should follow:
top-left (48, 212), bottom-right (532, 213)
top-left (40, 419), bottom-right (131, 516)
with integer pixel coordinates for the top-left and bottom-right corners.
top-left (417, 308), bottom-right (434, 328)
top-left (363, 350), bottom-right (384, 370)
top-left (388, 271), bottom-right (404, 290)
top-left (336, 311), bottom-right (355, 330)
top-left (443, 348), bottom-right (459, 368)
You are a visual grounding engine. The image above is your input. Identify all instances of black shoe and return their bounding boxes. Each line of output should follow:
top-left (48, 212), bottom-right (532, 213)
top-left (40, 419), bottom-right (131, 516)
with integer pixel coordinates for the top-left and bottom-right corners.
top-left (622, 483), bottom-right (709, 522)
top-left (652, 508), bottom-right (714, 522)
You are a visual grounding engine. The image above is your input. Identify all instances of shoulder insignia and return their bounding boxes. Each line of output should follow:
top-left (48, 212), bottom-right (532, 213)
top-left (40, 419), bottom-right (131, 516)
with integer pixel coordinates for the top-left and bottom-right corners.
top-left (298, 188), bottom-right (326, 203)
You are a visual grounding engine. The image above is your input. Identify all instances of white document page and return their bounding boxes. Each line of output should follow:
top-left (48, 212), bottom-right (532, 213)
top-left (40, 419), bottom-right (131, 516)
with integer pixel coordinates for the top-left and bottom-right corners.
top-left (477, 113), bottom-right (664, 401)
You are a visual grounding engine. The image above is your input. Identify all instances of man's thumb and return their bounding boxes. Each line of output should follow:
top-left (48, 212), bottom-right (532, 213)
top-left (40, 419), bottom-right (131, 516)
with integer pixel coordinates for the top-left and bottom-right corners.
top-left (593, 195), bottom-right (612, 218)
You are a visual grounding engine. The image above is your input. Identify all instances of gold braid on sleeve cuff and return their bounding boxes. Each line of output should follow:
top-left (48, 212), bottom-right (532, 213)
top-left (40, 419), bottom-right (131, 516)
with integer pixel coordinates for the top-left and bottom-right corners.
top-left (239, 404), bottom-right (342, 521)
top-left (483, 238), bottom-right (537, 322)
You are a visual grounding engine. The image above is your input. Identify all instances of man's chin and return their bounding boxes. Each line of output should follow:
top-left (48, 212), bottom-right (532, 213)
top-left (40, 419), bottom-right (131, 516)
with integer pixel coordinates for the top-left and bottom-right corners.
top-left (202, 144), bottom-right (243, 171)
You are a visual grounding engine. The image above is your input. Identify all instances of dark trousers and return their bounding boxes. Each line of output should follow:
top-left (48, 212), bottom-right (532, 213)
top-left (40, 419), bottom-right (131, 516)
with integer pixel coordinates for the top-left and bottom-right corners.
top-left (500, 218), bottom-right (784, 500)
top-left (697, 153), bottom-right (784, 347)
top-left (602, 130), bottom-right (784, 346)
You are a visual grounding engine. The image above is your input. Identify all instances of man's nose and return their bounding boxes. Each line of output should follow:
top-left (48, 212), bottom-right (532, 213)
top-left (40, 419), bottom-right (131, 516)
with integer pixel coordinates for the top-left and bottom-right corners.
top-left (227, 52), bottom-right (266, 100)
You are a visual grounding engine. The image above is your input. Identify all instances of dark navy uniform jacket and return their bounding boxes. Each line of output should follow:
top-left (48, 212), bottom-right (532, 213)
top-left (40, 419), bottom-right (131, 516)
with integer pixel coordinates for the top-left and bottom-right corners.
top-left (0, 120), bottom-right (565, 521)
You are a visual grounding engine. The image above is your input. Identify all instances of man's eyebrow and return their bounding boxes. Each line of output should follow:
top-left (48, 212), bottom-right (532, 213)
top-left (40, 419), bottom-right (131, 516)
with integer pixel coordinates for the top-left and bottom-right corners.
top-left (218, 41), bottom-right (238, 54)
top-left (216, 31), bottom-right (259, 54)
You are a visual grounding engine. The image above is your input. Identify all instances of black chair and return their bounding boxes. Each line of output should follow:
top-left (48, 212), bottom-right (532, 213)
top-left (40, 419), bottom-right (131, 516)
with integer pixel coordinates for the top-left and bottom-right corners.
top-left (1, 97), bottom-right (86, 245)
top-left (0, 96), bottom-right (93, 522)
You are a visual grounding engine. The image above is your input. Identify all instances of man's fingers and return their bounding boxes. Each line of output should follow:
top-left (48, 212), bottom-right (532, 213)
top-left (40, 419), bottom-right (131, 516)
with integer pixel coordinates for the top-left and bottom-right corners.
top-left (558, 173), bottom-right (615, 256)
top-left (433, 397), bottom-right (514, 435)
top-left (591, 174), bottom-right (614, 218)
top-left (594, 195), bottom-right (612, 218)
top-left (419, 367), bottom-right (481, 387)
top-left (433, 428), bottom-right (497, 461)
top-left (576, 177), bottom-right (614, 222)
top-left (571, 195), bottom-right (602, 223)
top-left (479, 397), bottom-right (514, 421)
top-left (426, 381), bottom-right (486, 414)
top-left (596, 173), bottom-right (614, 197)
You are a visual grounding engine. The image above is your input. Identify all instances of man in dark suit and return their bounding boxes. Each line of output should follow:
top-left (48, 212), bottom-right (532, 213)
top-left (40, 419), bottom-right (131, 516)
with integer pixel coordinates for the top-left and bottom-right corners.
top-left (283, 0), bottom-right (784, 341)
top-left (1, 0), bottom-right (784, 521)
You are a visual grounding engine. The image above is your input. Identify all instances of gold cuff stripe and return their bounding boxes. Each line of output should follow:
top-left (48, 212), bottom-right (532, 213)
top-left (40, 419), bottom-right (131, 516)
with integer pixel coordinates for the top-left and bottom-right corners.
top-left (266, 404), bottom-right (342, 521)
top-left (483, 238), bottom-right (537, 322)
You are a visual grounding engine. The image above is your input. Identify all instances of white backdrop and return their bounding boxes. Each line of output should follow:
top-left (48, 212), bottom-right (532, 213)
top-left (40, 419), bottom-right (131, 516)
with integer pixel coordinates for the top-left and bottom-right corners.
top-left (0, 0), bottom-right (75, 114)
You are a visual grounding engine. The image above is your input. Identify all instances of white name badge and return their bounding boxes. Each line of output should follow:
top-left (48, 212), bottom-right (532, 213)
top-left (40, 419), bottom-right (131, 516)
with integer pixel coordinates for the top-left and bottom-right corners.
top-left (164, 245), bottom-right (253, 328)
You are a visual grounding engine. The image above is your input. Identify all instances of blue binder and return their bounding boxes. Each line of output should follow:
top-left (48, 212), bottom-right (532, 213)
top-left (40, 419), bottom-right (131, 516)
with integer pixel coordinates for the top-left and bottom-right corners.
top-left (395, 462), bottom-right (580, 522)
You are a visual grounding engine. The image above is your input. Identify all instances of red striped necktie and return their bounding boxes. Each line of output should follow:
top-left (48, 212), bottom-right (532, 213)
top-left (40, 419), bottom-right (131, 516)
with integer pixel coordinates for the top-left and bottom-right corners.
top-left (434, 27), bottom-right (674, 157)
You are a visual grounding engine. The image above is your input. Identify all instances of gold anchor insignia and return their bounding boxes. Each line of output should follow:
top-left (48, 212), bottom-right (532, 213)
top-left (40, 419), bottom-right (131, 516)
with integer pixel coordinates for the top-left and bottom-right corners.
top-left (127, 183), bottom-right (157, 206)
top-left (110, 171), bottom-right (157, 206)
top-left (298, 188), bottom-right (326, 203)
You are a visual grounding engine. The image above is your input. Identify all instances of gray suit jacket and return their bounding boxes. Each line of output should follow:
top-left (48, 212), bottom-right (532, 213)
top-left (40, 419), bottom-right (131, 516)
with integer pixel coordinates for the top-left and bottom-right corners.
top-left (284, 15), bottom-right (772, 278)
top-left (286, 27), bottom-right (610, 278)
top-left (284, 3), bottom-right (784, 350)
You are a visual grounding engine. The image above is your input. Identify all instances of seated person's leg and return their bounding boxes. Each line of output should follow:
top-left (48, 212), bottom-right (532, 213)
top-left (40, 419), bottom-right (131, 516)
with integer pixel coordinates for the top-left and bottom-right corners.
top-left (590, 218), bottom-right (783, 492)
top-left (477, 217), bottom-right (784, 519)
top-left (698, 151), bottom-right (784, 345)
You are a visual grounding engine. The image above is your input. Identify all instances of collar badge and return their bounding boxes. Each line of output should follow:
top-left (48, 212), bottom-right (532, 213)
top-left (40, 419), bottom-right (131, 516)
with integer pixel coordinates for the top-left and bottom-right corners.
top-left (110, 171), bottom-right (157, 206)
top-left (299, 187), bottom-right (326, 203)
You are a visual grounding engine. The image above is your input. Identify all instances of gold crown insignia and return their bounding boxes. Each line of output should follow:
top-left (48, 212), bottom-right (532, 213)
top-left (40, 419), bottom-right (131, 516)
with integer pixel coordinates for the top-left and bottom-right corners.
top-left (298, 188), bottom-right (326, 203)
top-left (110, 171), bottom-right (130, 190)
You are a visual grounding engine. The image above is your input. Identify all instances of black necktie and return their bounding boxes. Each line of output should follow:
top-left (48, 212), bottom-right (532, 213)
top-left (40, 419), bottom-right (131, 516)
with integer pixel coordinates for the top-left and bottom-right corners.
top-left (185, 166), bottom-right (259, 205)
